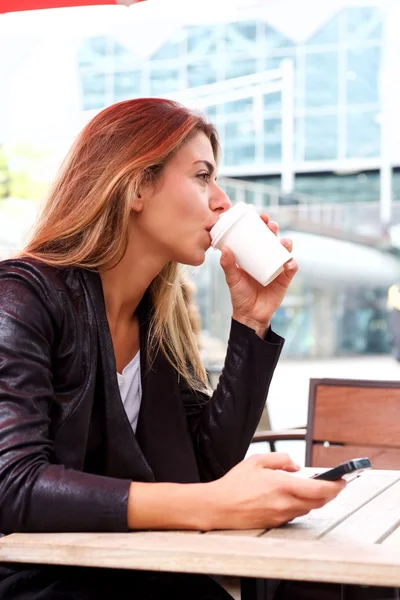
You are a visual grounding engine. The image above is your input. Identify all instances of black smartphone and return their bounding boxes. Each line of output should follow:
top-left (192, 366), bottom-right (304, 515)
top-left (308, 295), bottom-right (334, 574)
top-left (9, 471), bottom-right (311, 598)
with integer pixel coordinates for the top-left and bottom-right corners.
top-left (311, 457), bottom-right (371, 482)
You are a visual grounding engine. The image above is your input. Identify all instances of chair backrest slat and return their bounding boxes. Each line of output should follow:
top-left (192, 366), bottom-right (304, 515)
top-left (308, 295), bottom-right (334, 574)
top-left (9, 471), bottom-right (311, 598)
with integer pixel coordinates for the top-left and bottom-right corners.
top-left (306, 378), bottom-right (400, 468)
top-left (311, 444), bottom-right (400, 469)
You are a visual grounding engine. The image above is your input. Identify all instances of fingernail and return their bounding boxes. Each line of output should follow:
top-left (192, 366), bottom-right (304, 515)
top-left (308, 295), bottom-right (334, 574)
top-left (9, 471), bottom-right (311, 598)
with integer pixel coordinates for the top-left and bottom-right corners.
top-left (222, 248), bottom-right (228, 258)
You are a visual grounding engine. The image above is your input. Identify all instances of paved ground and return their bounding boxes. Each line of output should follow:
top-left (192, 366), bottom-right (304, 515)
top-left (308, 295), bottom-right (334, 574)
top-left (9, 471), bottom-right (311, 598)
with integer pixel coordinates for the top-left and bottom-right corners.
top-left (247, 353), bottom-right (400, 465)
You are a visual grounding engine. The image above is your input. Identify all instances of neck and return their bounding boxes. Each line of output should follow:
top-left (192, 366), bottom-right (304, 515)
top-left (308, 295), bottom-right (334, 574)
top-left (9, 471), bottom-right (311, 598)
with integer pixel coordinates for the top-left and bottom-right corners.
top-left (99, 233), bottom-right (167, 328)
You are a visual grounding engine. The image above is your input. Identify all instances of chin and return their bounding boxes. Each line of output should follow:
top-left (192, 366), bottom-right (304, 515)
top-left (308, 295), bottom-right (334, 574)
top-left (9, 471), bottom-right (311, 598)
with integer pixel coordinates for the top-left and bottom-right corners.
top-left (183, 250), bottom-right (206, 267)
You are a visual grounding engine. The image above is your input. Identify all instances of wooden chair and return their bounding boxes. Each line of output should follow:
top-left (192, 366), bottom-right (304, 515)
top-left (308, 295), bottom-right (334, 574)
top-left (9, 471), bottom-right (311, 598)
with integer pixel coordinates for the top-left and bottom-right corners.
top-left (254, 408), bottom-right (306, 453)
top-left (206, 365), bottom-right (306, 451)
top-left (253, 377), bottom-right (400, 469)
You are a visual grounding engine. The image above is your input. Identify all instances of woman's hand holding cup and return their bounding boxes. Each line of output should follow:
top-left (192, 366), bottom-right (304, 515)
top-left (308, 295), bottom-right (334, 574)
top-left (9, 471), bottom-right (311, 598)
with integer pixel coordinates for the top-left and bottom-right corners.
top-left (210, 205), bottom-right (299, 336)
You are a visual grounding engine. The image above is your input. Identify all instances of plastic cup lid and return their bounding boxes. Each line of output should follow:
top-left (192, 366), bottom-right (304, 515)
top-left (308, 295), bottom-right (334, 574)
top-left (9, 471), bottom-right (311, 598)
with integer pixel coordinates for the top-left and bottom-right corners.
top-left (210, 202), bottom-right (253, 247)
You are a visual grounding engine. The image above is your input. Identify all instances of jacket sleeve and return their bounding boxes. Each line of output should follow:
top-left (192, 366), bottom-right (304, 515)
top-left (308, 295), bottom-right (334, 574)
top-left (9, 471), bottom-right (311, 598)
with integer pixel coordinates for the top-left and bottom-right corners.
top-left (182, 318), bottom-right (284, 482)
top-left (0, 264), bottom-right (131, 534)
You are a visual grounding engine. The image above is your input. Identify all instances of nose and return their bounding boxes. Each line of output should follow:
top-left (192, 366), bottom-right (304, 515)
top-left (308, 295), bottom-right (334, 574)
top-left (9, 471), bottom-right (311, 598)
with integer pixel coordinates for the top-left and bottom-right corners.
top-left (209, 184), bottom-right (232, 214)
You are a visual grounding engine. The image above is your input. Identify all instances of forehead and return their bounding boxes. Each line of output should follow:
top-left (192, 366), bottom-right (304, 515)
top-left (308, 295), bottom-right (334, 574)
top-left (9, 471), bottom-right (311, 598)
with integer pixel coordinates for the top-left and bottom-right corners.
top-left (172, 131), bottom-right (216, 168)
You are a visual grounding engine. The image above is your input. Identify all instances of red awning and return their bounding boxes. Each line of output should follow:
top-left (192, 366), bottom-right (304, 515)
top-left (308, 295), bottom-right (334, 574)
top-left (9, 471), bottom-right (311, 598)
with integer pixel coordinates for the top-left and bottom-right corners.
top-left (0, 0), bottom-right (145, 12)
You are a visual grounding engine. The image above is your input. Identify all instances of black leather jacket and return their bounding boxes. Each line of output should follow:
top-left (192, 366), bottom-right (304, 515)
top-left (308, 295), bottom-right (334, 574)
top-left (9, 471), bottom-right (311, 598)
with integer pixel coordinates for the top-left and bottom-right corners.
top-left (0, 258), bottom-right (284, 534)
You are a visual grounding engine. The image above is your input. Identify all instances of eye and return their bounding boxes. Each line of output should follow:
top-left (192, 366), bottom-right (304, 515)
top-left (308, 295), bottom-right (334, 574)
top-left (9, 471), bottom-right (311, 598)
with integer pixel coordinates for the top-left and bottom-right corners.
top-left (197, 171), bottom-right (212, 183)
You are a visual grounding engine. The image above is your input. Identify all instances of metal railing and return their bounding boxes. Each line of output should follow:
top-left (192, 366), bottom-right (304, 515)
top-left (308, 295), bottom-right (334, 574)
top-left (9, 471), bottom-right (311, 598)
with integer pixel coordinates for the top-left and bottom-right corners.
top-left (219, 176), bottom-right (400, 243)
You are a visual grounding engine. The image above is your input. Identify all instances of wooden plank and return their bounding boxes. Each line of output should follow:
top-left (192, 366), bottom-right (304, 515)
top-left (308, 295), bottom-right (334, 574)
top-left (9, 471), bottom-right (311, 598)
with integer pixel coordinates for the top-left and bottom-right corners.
top-left (312, 444), bottom-right (400, 469)
top-left (321, 479), bottom-right (400, 544)
top-left (262, 470), bottom-right (400, 541)
top-left (2, 532), bottom-right (400, 587)
top-left (381, 524), bottom-right (400, 547)
top-left (313, 384), bottom-right (400, 447)
top-left (204, 529), bottom-right (265, 537)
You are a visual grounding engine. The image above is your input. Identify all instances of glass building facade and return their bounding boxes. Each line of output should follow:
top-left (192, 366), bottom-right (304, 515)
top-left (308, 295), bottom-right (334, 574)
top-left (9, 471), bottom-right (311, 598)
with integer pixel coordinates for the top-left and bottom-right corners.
top-left (77, 5), bottom-right (383, 175)
top-left (2, 1), bottom-right (399, 360)
top-left (74, 3), bottom-right (397, 360)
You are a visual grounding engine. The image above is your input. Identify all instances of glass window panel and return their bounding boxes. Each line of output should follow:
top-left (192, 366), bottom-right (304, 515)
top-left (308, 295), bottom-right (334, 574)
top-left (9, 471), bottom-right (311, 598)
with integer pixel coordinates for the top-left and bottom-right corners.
top-left (224, 23), bottom-right (242, 51)
top-left (188, 61), bottom-right (217, 87)
top-left (79, 36), bottom-right (128, 68)
top-left (345, 7), bottom-right (382, 41)
top-left (114, 71), bottom-right (141, 102)
top-left (308, 15), bottom-right (339, 45)
top-left (81, 73), bottom-right (106, 110)
top-left (88, 36), bottom-right (109, 57)
top-left (223, 144), bottom-right (256, 167)
top-left (112, 40), bottom-right (129, 57)
top-left (346, 111), bottom-right (380, 158)
top-left (78, 40), bottom-right (97, 68)
top-left (224, 121), bottom-right (255, 166)
top-left (263, 24), bottom-right (293, 50)
top-left (304, 115), bottom-right (338, 160)
top-left (265, 54), bottom-right (295, 70)
top-left (264, 118), bottom-right (282, 163)
top-left (152, 42), bottom-right (180, 60)
top-left (244, 189), bottom-right (256, 204)
top-left (150, 69), bottom-right (180, 95)
top-left (294, 117), bottom-right (304, 161)
top-left (346, 46), bottom-right (380, 105)
top-left (225, 58), bottom-right (256, 79)
top-left (262, 55), bottom-right (295, 111)
top-left (236, 21), bottom-right (257, 41)
top-left (224, 21), bottom-right (257, 51)
top-left (223, 98), bottom-right (253, 115)
top-left (225, 121), bottom-right (255, 138)
top-left (264, 91), bottom-right (281, 112)
top-left (151, 31), bottom-right (185, 60)
top-left (204, 106), bottom-right (217, 122)
top-left (187, 25), bottom-right (218, 53)
top-left (305, 51), bottom-right (338, 107)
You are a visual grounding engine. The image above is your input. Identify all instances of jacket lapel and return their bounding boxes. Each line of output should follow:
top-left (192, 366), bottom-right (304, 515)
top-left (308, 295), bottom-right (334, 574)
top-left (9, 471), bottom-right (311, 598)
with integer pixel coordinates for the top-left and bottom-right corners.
top-left (135, 300), bottom-right (201, 483)
top-left (80, 270), bottom-right (154, 482)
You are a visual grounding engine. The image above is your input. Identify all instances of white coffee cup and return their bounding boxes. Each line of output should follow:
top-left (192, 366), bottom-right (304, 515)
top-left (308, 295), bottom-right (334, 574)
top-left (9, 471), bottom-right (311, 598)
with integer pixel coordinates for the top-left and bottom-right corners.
top-left (210, 202), bottom-right (292, 286)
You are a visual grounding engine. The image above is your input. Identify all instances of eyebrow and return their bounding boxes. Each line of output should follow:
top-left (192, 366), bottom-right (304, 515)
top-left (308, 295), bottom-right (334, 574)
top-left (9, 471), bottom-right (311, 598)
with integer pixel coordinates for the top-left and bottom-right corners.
top-left (193, 160), bottom-right (216, 174)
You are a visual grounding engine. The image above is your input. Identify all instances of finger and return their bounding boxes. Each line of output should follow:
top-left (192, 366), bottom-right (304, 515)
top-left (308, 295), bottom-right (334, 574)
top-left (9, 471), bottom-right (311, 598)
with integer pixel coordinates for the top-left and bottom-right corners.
top-left (284, 496), bottom-right (327, 517)
top-left (283, 258), bottom-right (299, 279)
top-left (260, 214), bottom-right (279, 236)
top-left (268, 221), bottom-right (279, 236)
top-left (287, 477), bottom-right (346, 502)
top-left (280, 237), bottom-right (293, 253)
top-left (268, 496), bottom-right (326, 528)
top-left (284, 499), bottom-right (325, 522)
top-left (251, 452), bottom-right (300, 472)
top-left (220, 246), bottom-right (241, 288)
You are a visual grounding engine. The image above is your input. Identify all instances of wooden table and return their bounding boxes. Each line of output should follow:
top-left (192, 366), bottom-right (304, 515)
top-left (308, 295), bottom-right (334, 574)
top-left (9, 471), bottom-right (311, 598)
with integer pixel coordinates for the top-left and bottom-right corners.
top-left (1, 469), bottom-right (400, 599)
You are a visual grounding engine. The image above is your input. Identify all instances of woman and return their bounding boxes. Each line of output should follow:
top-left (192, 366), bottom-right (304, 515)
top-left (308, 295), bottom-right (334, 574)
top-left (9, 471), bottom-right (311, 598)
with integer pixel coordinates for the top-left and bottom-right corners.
top-left (0, 98), bottom-right (344, 599)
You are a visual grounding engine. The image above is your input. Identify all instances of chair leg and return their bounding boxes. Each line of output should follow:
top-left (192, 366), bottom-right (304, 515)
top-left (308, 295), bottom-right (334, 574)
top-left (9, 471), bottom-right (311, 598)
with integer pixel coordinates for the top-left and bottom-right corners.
top-left (269, 441), bottom-right (276, 453)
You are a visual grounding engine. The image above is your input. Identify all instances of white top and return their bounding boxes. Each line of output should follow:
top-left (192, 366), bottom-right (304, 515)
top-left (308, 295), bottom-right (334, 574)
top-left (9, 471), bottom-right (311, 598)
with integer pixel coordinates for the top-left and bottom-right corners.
top-left (117, 351), bottom-right (142, 433)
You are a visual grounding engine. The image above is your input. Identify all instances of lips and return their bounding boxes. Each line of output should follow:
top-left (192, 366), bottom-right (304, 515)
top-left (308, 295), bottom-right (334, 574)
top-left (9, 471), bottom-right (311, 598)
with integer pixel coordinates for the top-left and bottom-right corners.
top-left (205, 222), bottom-right (217, 233)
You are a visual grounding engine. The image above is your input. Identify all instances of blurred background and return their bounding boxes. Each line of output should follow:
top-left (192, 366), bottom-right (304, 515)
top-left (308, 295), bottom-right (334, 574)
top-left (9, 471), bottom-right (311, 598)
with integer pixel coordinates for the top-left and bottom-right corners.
top-left (2, 0), bottom-right (400, 449)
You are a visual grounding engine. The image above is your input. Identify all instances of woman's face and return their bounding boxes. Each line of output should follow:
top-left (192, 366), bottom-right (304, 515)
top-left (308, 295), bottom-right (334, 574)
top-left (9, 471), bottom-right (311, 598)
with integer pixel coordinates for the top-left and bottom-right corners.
top-left (134, 132), bottom-right (231, 266)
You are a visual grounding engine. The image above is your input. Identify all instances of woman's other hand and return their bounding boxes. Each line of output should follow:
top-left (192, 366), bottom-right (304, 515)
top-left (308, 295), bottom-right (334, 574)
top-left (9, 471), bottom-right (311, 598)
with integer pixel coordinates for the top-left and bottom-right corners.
top-left (207, 453), bottom-right (345, 530)
top-left (220, 214), bottom-right (298, 336)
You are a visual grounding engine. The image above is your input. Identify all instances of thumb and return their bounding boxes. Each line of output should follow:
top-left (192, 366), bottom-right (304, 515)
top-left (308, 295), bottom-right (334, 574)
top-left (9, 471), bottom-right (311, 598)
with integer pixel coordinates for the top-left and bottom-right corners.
top-left (252, 452), bottom-right (301, 472)
top-left (220, 246), bottom-right (241, 287)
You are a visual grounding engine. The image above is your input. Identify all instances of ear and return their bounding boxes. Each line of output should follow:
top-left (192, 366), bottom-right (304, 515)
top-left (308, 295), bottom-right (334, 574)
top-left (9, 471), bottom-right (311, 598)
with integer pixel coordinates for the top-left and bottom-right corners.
top-left (131, 193), bottom-right (143, 213)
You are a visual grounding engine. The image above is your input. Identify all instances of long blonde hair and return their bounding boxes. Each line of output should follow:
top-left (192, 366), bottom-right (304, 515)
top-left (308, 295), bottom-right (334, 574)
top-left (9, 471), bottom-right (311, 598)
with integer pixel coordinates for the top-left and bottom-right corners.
top-left (22, 98), bottom-right (218, 393)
